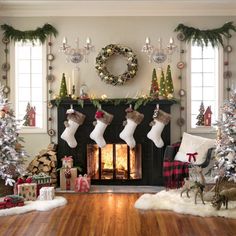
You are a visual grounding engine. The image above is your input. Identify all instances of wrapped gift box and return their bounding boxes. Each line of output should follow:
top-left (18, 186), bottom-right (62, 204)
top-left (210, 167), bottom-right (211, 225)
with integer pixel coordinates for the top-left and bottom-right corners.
top-left (18, 183), bottom-right (37, 201)
top-left (37, 183), bottom-right (51, 197)
top-left (62, 156), bottom-right (73, 168)
top-left (39, 187), bottom-right (55, 200)
top-left (75, 175), bottom-right (91, 192)
top-left (60, 168), bottom-right (77, 191)
top-left (14, 177), bottom-right (32, 195)
top-left (32, 173), bottom-right (51, 184)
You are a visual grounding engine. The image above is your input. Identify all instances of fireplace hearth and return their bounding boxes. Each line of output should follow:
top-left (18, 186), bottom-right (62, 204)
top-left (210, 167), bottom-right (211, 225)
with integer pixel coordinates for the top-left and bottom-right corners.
top-left (56, 99), bottom-right (174, 186)
top-left (87, 144), bottom-right (142, 181)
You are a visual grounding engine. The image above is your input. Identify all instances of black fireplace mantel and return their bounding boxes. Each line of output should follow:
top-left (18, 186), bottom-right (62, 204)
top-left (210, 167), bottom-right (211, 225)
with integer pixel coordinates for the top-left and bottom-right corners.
top-left (56, 98), bottom-right (175, 186)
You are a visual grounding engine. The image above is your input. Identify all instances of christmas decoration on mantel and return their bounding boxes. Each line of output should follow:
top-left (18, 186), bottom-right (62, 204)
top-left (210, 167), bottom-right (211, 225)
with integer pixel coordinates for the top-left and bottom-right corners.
top-left (174, 21), bottom-right (236, 47)
top-left (95, 44), bottom-right (138, 86)
top-left (1, 24), bottom-right (58, 43)
top-left (149, 68), bottom-right (159, 98)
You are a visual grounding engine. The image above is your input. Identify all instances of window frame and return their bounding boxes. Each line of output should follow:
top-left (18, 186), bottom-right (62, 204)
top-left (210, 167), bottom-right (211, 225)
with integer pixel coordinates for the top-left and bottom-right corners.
top-left (186, 42), bottom-right (224, 133)
top-left (10, 41), bottom-right (47, 134)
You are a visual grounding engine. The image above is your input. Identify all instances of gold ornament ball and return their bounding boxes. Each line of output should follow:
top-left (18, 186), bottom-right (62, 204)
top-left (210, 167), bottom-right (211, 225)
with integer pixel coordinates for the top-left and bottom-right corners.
top-left (53, 94), bottom-right (59, 99)
top-left (71, 94), bottom-right (77, 100)
top-left (0, 110), bottom-right (5, 118)
top-left (167, 94), bottom-right (173, 99)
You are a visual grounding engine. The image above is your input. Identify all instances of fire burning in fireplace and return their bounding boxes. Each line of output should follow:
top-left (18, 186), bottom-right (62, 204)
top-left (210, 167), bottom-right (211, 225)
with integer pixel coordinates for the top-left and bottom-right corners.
top-left (87, 144), bottom-right (142, 180)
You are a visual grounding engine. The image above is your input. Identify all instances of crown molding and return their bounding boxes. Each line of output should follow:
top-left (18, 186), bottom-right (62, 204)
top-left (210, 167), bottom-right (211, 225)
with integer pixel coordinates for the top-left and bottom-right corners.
top-left (0, 1), bottom-right (236, 17)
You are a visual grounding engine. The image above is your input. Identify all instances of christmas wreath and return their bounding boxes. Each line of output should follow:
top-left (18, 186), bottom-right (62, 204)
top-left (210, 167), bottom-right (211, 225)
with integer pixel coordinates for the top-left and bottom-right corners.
top-left (95, 44), bottom-right (138, 86)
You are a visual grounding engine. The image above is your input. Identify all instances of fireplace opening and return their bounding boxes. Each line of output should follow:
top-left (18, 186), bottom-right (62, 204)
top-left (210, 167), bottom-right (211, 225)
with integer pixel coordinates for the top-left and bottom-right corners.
top-left (87, 144), bottom-right (142, 180)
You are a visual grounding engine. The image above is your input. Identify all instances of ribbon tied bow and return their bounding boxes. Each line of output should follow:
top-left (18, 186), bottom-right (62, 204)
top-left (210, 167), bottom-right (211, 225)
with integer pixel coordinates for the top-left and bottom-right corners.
top-left (186, 152), bottom-right (198, 162)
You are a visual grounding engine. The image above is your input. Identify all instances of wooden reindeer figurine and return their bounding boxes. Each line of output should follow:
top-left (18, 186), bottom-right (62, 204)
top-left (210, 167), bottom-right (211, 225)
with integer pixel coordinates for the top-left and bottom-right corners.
top-left (180, 166), bottom-right (206, 204)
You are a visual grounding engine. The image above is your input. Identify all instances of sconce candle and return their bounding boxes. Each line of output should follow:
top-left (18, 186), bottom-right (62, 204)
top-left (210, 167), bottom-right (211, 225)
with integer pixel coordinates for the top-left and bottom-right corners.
top-left (142, 36), bottom-right (177, 65)
top-left (59, 37), bottom-right (94, 67)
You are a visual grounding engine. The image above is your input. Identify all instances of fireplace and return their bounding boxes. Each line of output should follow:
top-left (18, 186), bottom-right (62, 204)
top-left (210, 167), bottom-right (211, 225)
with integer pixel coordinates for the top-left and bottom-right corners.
top-left (56, 99), bottom-right (174, 186)
top-left (87, 144), bottom-right (142, 180)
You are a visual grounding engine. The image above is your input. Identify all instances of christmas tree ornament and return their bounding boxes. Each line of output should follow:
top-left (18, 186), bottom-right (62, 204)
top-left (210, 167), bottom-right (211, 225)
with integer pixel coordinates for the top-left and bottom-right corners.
top-left (159, 70), bottom-right (166, 99)
top-left (196, 102), bottom-right (205, 126)
top-left (59, 73), bottom-right (68, 98)
top-left (61, 109), bottom-right (86, 148)
top-left (119, 107), bottom-right (144, 149)
top-left (147, 107), bottom-right (171, 148)
top-left (90, 109), bottom-right (114, 148)
top-left (165, 65), bottom-right (174, 99)
top-left (149, 68), bottom-right (159, 98)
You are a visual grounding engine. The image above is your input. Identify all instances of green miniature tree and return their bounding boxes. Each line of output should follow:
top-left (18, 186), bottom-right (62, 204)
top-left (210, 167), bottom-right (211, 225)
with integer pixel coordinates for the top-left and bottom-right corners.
top-left (23, 102), bottom-right (31, 126)
top-left (165, 65), bottom-right (174, 99)
top-left (159, 70), bottom-right (166, 99)
top-left (196, 102), bottom-right (205, 126)
top-left (59, 73), bottom-right (68, 98)
top-left (149, 68), bottom-right (159, 98)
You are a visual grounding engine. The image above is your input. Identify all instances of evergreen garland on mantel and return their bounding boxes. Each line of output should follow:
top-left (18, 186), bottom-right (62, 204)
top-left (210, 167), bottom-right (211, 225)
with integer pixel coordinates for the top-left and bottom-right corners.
top-left (1, 23), bottom-right (58, 43)
top-left (175, 21), bottom-right (236, 47)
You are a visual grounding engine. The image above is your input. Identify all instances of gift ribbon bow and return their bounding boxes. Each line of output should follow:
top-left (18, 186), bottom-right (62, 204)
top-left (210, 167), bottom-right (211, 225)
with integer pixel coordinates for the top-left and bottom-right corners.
top-left (62, 156), bottom-right (73, 161)
top-left (76, 174), bottom-right (89, 191)
top-left (17, 177), bottom-right (32, 185)
top-left (95, 111), bottom-right (104, 119)
top-left (186, 152), bottom-right (198, 162)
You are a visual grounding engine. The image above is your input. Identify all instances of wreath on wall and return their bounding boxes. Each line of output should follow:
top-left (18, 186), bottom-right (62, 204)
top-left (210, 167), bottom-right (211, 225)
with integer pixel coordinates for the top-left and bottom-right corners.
top-left (174, 21), bottom-right (236, 47)
top-left (95, 44), bottom-right (138, 86)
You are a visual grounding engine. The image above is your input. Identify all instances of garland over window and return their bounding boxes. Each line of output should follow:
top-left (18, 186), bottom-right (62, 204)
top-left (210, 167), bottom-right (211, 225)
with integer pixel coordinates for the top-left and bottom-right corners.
top-left (1, 24), bottom-right (58, 43)
top-left (174, 21), bottom-right (236, 47)
top-left (95, 44), bottom-right (138, 86)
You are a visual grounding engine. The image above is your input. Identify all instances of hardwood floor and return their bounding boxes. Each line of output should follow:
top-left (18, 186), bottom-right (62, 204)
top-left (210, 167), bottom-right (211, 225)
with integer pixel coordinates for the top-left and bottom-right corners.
top-left (0, 193), bottom-right (236, 236)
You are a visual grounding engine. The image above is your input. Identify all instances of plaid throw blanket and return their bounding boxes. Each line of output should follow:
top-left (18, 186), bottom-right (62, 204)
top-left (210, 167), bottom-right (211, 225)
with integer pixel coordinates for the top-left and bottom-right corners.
top-left (163, 161), bottom-right (189, 189)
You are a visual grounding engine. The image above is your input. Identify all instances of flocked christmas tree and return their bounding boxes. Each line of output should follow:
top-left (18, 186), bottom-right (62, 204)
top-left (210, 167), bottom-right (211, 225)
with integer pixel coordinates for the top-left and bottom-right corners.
top-left (215, 90), bottom-right (236, 182)
top-left (159, 70), bottom-right (166, 99)
top-left (0, 84), bottom-right (27, 185)
top-left (59, 73), bottom-right (68, 98)
top-left (165, 65), bottom-right (174, 99)
top-left (149, 68), bottom-right (159, 98)
top-left (23, 102), bottom-right (31, 126)
top-left (196, 101), bottom-right (205, 126)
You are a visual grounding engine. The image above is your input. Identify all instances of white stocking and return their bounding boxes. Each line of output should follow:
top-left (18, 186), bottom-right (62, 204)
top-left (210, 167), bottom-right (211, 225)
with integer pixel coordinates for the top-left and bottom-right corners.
top-left (90, 120), bottom-right (108, 148)
top-left (119, 119), bottom-right (138, 149)
top-left (61, 110), bottom-right (85, 148)
top-left (147, 120), bottom-right (165, 148)
top-left (61, 120), bottom-right (80, 148)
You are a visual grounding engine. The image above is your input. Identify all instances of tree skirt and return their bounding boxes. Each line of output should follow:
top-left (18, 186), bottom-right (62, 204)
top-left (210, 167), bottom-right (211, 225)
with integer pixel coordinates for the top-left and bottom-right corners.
top-left (134, 189), bottom-right (236, 219)
top-left (0, 196), bottom-right (67, 217)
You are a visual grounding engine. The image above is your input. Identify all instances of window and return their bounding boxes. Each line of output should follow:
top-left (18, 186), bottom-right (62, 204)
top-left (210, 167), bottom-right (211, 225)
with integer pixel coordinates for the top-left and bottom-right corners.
top-left (187, 43), bottom-right (223, 133)
top-left (12, 41), bottom-right (46, 133)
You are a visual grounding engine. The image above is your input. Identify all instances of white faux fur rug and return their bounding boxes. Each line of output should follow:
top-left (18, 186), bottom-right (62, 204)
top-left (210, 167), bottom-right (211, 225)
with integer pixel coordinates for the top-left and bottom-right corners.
top-left (0, 196), bottom-right (67, 217)
top-left (135, 189), bottom-right (236, 219)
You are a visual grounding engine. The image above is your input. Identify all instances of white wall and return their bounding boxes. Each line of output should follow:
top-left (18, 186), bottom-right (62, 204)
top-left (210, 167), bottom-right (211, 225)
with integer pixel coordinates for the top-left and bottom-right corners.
top-left (1, 16), bottom-right (236, 158)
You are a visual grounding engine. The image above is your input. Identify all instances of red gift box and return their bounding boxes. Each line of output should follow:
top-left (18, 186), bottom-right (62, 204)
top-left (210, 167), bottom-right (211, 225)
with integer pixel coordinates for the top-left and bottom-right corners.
top-left (75, 175), bottom-right (91, 192)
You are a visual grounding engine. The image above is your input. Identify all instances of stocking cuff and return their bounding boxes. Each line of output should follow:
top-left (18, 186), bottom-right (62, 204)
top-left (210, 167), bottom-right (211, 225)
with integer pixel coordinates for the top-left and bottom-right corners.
top-left (126, 111), bottom-right (144, 125)
top-left (67, 111), bottom-right (86, 125)
top-left (95, 110), bottom-right (114, 125)
top-left (154, 109), bottom-right (171, 125)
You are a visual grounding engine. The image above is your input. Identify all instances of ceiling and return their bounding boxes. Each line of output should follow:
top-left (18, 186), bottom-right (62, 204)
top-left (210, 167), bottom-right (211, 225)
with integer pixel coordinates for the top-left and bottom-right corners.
top-left (0, 0), bottom-right (236, 16)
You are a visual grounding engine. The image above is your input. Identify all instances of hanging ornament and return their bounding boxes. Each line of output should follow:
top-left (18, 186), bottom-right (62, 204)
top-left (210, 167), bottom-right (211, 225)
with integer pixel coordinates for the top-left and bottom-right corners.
top-left (177, 61), bottom-right (185, 69)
